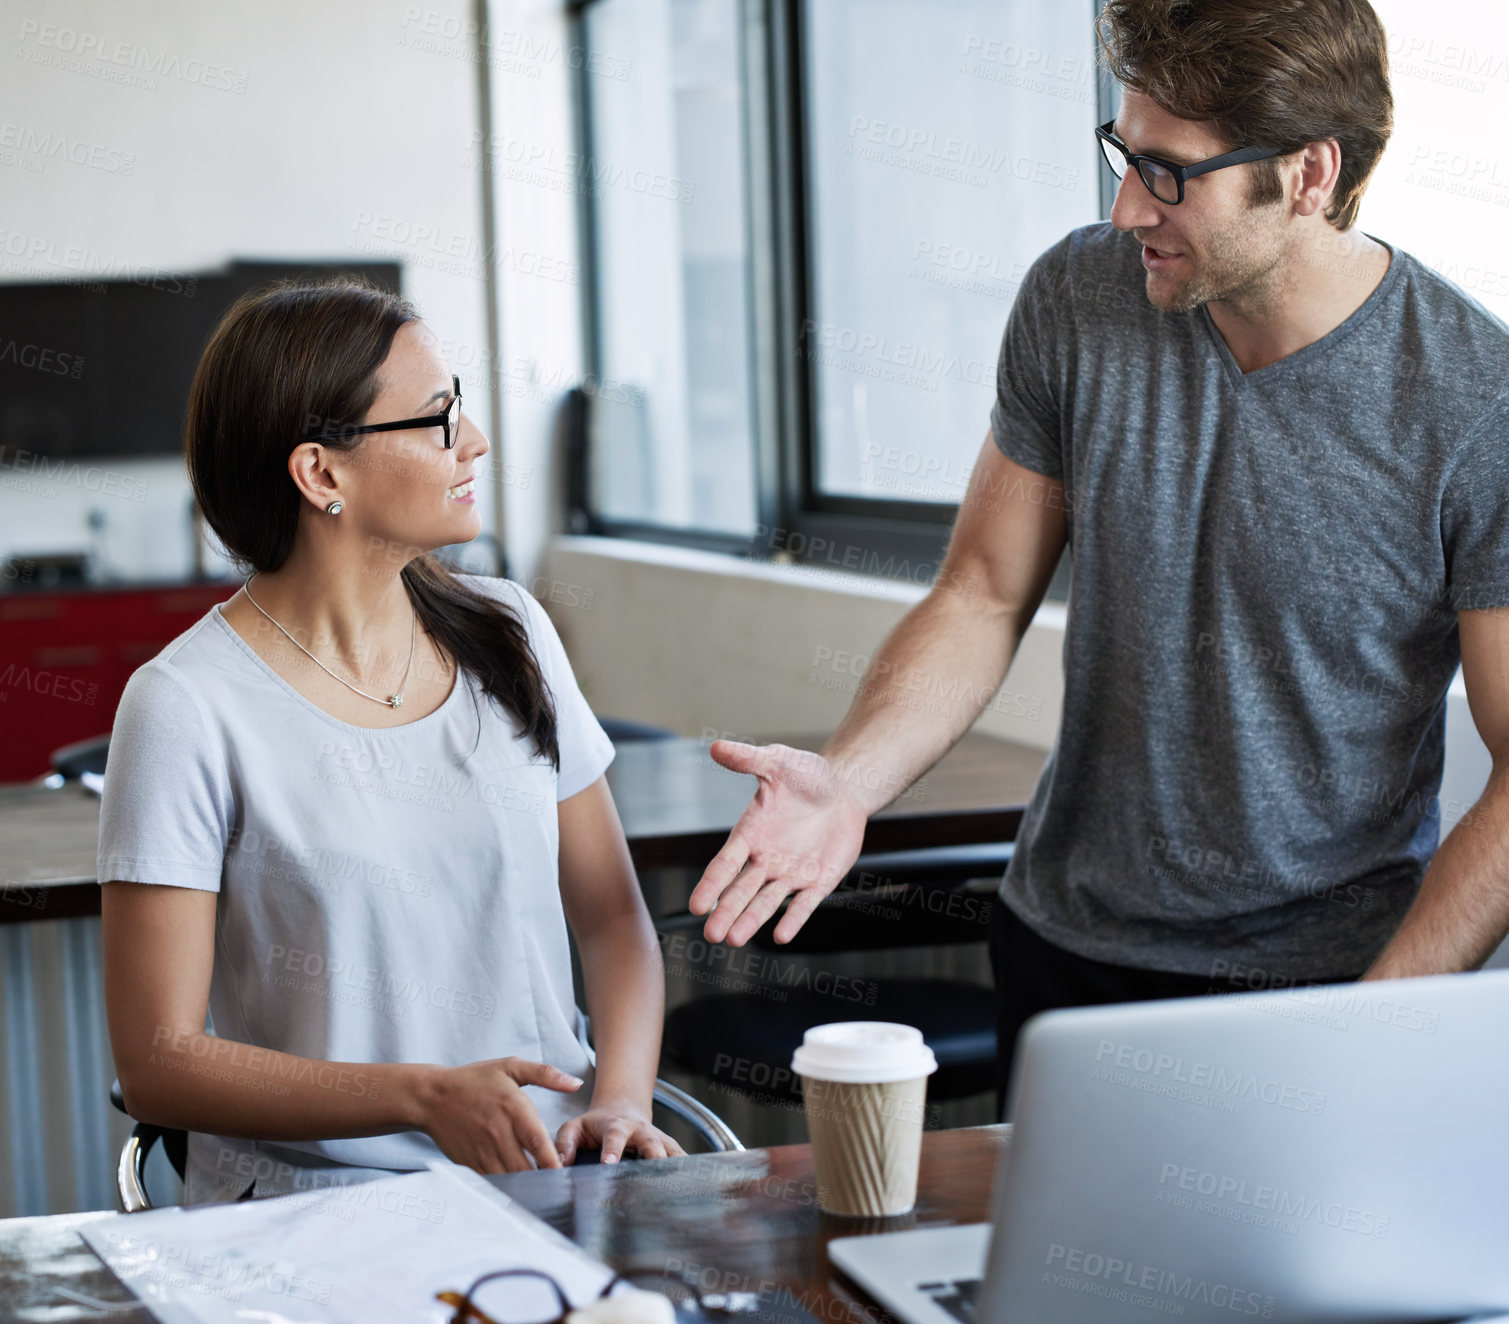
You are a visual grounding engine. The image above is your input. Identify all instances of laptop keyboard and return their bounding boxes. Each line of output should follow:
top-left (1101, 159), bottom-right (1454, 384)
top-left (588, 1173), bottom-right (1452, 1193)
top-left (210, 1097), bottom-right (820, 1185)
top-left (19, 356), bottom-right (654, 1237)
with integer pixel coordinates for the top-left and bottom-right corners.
top-left (916, 1278), bottom-right (983, 1323)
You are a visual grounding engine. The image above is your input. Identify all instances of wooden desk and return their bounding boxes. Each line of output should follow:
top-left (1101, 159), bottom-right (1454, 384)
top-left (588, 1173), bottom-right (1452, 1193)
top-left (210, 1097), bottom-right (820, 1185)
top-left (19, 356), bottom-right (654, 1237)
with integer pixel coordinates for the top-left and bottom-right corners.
top-left (0, 782), bottom-right (103, 922)
top-left (0, 733), bottom-right (1045, 923)
top-left (0, 1125), bottom-right (1009, 1323)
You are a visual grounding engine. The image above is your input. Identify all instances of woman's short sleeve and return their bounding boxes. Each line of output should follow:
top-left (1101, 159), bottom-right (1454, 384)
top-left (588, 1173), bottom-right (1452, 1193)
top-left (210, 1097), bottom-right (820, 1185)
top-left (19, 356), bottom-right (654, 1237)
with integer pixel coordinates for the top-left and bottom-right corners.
top-left (97, 663), bottom-right (234, 892)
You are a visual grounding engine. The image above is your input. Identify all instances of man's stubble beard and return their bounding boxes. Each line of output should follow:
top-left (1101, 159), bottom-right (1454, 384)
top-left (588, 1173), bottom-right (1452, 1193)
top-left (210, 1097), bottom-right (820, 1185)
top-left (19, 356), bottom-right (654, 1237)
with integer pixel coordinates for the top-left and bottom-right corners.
top-left (1145, 200), bottom-right (1288, 316)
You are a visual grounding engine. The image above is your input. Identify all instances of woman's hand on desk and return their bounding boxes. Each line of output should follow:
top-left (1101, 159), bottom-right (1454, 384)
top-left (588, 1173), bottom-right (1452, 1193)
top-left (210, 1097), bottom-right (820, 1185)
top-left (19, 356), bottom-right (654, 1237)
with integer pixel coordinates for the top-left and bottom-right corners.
top-left (418, 1056), bottom-right (583, 1173)
top-left (554, 1098), bottom-right (686, 1165)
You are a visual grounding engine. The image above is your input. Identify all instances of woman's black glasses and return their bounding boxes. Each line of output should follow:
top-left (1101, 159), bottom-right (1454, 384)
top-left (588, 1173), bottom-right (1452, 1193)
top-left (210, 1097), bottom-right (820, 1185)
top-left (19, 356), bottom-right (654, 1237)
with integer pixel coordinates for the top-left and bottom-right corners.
top-left (1095, 120), bottom-right (1284, 205)
top-left (306, 374), bottom-right (463, 449)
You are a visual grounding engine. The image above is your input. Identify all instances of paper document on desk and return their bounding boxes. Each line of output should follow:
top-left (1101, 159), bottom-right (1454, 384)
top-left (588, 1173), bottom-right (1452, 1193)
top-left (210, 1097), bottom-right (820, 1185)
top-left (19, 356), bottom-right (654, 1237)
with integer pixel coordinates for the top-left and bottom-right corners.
top-left (80, 1163), bottom-right (615, 1324)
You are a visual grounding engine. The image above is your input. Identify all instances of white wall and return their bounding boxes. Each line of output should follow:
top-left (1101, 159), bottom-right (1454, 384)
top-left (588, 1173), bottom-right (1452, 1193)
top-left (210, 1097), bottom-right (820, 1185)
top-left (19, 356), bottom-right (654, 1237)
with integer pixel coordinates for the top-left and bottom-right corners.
top-left (0, 0), bottom-right (492, 578)
top-left (537, 535), bottom-right (1065, 749)
top-left (482, 0), bottom-right (590, 581)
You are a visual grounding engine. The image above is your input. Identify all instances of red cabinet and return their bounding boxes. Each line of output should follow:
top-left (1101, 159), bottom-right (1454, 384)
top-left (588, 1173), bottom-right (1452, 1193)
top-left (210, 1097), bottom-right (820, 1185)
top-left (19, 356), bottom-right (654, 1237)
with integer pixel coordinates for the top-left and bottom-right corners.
top-left (0, 583), bottom-right (237, 783)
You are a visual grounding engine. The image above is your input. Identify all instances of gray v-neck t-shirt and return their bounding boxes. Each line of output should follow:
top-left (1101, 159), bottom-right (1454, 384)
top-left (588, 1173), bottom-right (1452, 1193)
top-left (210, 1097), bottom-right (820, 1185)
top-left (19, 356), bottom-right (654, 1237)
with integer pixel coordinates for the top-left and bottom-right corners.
top-left (98, 575), bottom-right (614, 1200)
top-left (991, 222), bottom-right (1509, 979)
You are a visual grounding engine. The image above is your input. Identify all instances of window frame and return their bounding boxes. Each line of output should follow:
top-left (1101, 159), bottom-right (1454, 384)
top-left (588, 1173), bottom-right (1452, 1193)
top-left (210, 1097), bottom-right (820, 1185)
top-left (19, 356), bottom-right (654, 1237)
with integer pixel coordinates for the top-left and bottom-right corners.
top-left (567, 0), bottom-right (1114, 587)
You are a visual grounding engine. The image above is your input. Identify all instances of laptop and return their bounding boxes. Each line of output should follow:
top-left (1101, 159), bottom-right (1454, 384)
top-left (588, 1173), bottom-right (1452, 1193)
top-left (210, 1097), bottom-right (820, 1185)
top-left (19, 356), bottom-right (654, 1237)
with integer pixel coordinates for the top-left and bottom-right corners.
top-left (829, 969), bottom-right (1509, 1324)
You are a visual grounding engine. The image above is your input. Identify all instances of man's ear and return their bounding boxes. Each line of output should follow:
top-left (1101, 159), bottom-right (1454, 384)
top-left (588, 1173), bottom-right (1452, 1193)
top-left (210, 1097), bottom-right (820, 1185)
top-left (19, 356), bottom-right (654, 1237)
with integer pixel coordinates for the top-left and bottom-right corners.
top-left (1292, 138), bottom-right (1343, 219)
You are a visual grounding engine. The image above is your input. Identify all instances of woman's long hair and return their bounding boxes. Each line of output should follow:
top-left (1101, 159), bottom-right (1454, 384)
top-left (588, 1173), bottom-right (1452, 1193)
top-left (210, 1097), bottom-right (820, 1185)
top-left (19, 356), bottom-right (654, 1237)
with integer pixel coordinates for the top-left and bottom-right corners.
top-left (185, 277), bottom-right (558, 768)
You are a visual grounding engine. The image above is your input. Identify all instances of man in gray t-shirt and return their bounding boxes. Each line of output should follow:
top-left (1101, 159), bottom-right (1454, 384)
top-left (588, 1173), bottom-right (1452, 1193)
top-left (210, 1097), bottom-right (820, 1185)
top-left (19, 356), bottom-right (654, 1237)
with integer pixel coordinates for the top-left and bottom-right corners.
top-left (688, 0), bottom-right (1509, 1100)
top-left (988, 218), bottom-right (1509, 984)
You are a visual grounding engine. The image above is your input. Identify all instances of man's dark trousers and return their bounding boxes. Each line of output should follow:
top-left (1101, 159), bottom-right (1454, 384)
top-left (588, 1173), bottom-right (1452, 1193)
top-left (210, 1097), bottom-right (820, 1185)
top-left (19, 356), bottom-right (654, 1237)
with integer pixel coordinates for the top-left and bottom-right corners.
top-left (987, 902), bottom-right (1364, 1119)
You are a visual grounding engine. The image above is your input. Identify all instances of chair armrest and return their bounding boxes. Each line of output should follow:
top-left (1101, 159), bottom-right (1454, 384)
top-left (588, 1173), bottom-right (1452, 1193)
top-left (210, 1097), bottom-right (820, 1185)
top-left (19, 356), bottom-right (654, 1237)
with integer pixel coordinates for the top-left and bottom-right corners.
top-left (117, 1130), bottom-right (154, 1213)
top-left (652, 1078), bottom-right (744, 1152)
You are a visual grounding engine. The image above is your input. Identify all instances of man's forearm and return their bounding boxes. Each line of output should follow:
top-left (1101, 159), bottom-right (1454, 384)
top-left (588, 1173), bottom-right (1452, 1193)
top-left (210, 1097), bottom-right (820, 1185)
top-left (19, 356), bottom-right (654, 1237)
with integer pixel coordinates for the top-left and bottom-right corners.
top-left (820, 583), bottom-right (1024, 816)
top-left (1364, 764), bottom-right (1509, 979)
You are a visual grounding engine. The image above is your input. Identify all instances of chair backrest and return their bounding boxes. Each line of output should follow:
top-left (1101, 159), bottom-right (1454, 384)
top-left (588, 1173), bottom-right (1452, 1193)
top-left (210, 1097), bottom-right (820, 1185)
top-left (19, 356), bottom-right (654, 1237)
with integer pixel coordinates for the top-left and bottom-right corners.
top-left (598, 718), bottom-right (676, 745)
top-left (51, 733), bottom-right (110, 779)
top-left (748, 881), bottom-right (999, 954)
top-left (695, 842), bottom-right (1015, 955)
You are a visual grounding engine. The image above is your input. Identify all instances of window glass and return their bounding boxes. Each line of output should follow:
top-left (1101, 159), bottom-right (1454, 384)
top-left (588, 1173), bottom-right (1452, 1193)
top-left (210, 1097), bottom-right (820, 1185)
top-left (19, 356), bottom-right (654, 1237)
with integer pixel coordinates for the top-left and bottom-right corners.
top-left (804, 0), bottom-right (1100, 504)
top-left (584, 0), bottom-right (758, 532)
top-left (1360, 1), bottom-right (1509, 323)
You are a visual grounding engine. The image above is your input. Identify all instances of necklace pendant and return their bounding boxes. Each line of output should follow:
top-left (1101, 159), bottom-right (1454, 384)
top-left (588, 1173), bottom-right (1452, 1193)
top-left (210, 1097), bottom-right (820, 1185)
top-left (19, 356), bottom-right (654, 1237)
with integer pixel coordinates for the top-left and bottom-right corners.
top-left (388, 694), bottom-right (404, 709)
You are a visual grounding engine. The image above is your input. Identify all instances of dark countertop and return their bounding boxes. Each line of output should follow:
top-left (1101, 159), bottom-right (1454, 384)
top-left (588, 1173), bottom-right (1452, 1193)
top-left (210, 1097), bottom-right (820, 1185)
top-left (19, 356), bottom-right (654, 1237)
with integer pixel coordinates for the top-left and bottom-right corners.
top-left (0, 733), bottom-right (1044, 922)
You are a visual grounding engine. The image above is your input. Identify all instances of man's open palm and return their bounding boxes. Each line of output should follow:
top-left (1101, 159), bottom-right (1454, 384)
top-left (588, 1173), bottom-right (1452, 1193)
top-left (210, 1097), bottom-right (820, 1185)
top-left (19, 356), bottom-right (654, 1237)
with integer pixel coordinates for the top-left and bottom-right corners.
top-left (688, 740), bottom-right (868, 946)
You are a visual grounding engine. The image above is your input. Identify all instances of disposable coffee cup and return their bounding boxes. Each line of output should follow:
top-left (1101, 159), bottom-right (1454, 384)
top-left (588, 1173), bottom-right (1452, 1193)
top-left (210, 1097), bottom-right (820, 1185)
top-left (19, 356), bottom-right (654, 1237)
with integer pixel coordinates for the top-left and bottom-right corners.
top-left (792, 1021), bottom-right (937, 1217)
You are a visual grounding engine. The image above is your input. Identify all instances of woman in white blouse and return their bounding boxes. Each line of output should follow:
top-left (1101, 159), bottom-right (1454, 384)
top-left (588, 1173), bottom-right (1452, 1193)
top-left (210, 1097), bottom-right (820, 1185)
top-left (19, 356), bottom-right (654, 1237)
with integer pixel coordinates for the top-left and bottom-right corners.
top-left (99, 279), bottom-right (682, 1202)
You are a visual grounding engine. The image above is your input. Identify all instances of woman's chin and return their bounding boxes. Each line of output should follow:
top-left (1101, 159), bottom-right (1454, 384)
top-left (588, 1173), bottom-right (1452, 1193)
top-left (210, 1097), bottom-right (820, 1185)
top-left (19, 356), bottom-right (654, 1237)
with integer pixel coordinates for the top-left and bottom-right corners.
top-left (440, 503), bottom-right (484, 534)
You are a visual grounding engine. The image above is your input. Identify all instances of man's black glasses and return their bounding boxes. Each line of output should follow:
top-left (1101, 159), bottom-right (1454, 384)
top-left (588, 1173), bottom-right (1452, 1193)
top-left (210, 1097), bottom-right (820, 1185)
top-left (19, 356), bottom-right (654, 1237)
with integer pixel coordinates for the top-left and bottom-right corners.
top-left (306, 374), bottom-right (463, 449)
top-left (1096, 120), bottom-right (1284, 205)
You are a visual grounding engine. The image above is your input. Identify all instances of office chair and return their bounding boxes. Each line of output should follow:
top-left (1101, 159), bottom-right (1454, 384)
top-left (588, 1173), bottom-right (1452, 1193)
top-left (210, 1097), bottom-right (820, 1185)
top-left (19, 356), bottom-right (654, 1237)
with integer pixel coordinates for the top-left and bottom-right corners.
top-left (597, 718), bottom-right (676, 744)
top-left (660, 843), bottom-right (1012, 1111)
top-left (36, 733), bottom-right (111, 788)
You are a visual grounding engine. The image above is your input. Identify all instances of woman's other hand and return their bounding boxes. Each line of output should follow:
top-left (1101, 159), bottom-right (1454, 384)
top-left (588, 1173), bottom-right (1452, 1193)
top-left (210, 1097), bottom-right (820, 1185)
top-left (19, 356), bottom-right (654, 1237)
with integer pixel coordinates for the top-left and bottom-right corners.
top-left (554, 1098), bottom-right (687, 1165)
top-left (419, 1057), bottom-right (583, 1173)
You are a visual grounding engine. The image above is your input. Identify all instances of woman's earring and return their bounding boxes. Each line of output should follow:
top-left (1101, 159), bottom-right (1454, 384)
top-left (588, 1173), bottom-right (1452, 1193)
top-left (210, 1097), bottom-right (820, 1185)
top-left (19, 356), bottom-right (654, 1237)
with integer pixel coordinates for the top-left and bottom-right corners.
top-left (325, 500), bottom-right (344, 515)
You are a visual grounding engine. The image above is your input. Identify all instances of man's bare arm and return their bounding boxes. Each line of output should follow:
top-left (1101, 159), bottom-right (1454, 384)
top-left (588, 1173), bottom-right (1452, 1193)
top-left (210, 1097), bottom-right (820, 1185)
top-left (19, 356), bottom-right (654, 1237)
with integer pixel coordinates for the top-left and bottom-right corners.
top-left (689, 433), bottom-right (1067, 945)
top-left (821, 435), bottom-right (1069, 812)
top-left (1364, 606), bottom-right (1509, 979)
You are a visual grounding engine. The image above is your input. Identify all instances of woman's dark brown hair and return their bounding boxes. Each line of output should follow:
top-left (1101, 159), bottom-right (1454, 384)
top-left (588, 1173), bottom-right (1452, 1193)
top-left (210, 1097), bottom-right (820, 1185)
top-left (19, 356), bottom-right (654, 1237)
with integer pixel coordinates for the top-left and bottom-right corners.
top-left (185, 277), bottom-right (558, 768)
top-left (1098, 0), bottom-right (1393, 230)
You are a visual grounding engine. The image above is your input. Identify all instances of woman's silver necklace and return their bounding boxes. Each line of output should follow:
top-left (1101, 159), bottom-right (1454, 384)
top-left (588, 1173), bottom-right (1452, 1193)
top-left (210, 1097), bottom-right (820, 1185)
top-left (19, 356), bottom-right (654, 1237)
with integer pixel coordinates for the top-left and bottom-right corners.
top-left (242, 575), bottom-right (417, 709)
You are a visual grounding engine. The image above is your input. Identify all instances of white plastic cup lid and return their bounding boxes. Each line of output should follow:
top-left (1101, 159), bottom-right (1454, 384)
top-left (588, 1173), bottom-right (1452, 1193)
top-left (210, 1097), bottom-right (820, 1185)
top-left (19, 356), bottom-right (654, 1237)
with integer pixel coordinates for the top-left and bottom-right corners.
top-left (791, 1021), bottom-right (938, 1083)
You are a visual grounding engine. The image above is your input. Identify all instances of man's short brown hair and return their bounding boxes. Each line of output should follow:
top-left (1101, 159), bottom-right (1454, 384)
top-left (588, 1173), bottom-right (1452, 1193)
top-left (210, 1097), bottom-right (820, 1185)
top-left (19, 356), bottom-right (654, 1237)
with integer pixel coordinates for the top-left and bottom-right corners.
top-left (1098, 0), bottom-right (1393, 230)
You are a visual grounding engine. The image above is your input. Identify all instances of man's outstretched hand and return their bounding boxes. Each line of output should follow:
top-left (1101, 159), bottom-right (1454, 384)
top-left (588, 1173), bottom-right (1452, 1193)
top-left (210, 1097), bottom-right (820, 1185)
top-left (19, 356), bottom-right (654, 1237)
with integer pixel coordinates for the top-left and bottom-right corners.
top-left (687, 740), bottom-right (869, 947)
